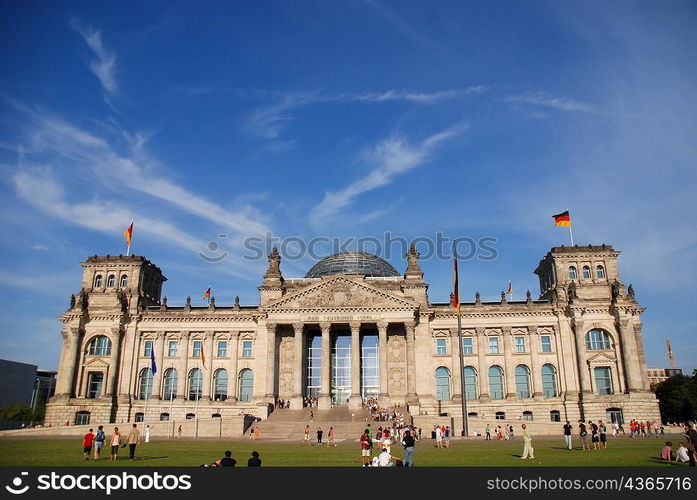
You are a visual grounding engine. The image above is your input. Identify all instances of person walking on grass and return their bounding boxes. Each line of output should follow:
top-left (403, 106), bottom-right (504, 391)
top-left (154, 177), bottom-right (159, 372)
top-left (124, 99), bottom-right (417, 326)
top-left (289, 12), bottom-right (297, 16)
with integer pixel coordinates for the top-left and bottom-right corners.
top-left (93, 425), bottom-right (105, 461)
top-left (402, 429), bottom-right (415, 467)
top-left (578, 420), bottom-right (589, 451)
top-left (82, 428), bottom-right (94, 461)
top-left (485, 424), bottom-right (491, 440)
top-left (301, 425), bottom-right (311, 446)
top-left (177, 425), bottom-right (182, 439)
top-left (563, 421), bottom-right (573, 450)
top-left (598, 420), bottom-right (607, 449)
top-left (317, 427), bottom-right (323, 445)
top-left (327, 426), bottom-right (337, 447)
top-left (110, 427), bottom-right (121, 461)
top-left (360, 429), bottom-right (372, 466)
top-left (125, 423), bottom-right (140, 461)
top-left (521, 424), bottom-right (534, 459)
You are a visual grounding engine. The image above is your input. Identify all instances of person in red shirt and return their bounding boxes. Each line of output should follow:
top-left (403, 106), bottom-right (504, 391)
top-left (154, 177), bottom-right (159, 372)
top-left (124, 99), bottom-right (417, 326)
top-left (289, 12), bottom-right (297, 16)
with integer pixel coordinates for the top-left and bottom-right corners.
top-left (360, 429), bottom-right (372, 466)
top-left (82, 429), bottom-right (95, 461)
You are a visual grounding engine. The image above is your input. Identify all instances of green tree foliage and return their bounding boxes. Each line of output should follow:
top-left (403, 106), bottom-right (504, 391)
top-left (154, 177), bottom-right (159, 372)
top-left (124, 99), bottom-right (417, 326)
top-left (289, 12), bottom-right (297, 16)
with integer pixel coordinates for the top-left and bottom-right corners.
top-left (0, 404), bottom-right (44, 424)
top-left (653, 375), bottom-right (697, 423)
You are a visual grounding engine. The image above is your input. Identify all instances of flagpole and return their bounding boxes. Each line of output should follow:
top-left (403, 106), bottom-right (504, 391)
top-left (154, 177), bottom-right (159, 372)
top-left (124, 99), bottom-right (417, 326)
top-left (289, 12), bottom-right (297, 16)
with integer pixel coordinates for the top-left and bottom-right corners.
top-left (567, 208), bottom-right (574, 246)
top-left (452, 242), bottom-right (468, 438)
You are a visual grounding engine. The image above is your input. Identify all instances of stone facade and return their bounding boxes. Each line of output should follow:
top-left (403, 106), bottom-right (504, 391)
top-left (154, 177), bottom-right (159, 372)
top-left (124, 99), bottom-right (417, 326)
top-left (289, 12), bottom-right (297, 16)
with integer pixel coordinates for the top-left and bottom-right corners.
top-left (45, 244), bottom-right (661, 429)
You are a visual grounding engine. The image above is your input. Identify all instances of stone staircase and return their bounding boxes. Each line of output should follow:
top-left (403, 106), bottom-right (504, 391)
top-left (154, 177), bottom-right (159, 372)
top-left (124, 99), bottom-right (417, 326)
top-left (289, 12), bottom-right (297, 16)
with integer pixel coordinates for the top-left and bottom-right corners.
top-left (251, 406), bottom-right (385, 442)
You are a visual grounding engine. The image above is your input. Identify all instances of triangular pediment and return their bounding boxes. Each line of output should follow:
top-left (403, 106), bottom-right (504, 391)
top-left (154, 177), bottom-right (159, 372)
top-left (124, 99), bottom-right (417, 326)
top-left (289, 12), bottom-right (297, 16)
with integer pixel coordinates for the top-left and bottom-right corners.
top-left (265, 275), bottom-right (417, 311)
top-left (587, 352), bottom-right (617, 364)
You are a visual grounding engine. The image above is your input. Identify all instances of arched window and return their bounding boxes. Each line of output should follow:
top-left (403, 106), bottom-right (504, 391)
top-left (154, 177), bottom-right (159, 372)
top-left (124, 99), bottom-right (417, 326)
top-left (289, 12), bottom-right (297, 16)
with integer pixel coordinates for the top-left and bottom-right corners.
top-left (585, 329), bottom-right (613, 350)
top-left (596, 265), bottom-right (605, 278)
top-left (213, 369), bottom-right (228, 401)
top-left (515, 365), bottom-right (531, 398)
top-left (163, 368), bottom-right (178, 400)
top-left (107, 274), bottom-right (116, 287)
top-left (188, 368), bottom-right (203, 400)
top-left (120, 274), bottom-right (129, 287)
top-left (488, 366), bottom-right (504, 399)
top-left (435, 367), bottom-right (451, 400)
top-left (138, 368), bottom-right (153, 400)
top-left (463, 366), bottom-right (478, 400)
top-left (541, 364), bottom-right (558, 397)
top-left (238, 369), bottom-right (254, 402)
top-left (87, 336), bottom-right (112, 356)
top-left (94, 274), bottom-right (103, 288)
top-left (568, 266), bottom-right (577, 279)
top-left (582, 266), bottom-right (591, 279)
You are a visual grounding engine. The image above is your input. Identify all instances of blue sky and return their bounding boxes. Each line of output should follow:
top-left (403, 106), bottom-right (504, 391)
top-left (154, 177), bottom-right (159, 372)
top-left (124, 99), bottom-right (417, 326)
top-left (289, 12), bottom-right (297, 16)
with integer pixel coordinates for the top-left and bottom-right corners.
top-left (1, 0), bottom-right (695, 372)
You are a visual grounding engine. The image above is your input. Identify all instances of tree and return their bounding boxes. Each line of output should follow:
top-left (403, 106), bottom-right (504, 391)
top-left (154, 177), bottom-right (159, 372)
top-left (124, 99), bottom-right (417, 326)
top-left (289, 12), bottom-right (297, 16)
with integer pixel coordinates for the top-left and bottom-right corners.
top-left (653, 375), bottom-right (697, 423)
top-left (0, 404), bottom-right (34, 423)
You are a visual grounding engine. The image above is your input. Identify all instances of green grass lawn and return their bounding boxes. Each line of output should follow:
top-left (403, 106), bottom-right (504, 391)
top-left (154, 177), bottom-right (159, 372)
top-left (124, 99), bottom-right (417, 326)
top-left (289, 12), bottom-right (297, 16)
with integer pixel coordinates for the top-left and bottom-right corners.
top-left (0, 434), bottom-right (691, 467)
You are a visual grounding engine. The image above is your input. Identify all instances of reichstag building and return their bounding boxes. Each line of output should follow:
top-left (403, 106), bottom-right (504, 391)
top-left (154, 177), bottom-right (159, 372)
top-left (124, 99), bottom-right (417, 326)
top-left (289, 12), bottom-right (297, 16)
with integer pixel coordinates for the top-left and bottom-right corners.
top-left (45, 244), bottom-right (660, 428)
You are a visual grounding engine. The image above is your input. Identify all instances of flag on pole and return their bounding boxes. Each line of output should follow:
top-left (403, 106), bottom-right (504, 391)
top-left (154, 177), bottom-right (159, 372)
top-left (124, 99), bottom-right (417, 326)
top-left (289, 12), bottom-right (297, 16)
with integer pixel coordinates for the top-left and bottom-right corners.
top-left (552, 210), bottom-right (571, 227)
top-left (150, 347), bottom-right (157, 375)
top-left (200, 349), bottom-right (206, 370)
top-left (451, 248), bottom-right (460, 315)
top-left (506, 281), bottom-right (513, 295)
top-left (202, 286), bottom-right (211, 301)
top-left (124, 221), bottom-right (134, 246)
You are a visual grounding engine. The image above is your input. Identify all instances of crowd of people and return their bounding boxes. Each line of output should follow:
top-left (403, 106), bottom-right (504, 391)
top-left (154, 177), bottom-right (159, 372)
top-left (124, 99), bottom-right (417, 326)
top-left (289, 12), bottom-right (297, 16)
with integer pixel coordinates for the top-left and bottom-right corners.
top-left (81, 423), bottom-right (146, 461)
top-left (359, 425), bottom-right (418, 466)
top-left (627, 420), bottom-right (664, 437)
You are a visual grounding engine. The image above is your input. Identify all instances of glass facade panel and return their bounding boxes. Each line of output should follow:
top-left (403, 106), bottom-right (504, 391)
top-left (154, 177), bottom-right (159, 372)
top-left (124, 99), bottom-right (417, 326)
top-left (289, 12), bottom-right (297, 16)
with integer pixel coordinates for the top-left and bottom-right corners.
top-left (435, 367), bottom-right (451, 400)
top-left (361, 334), bottom-right (379, 399)
top-left (331, 334), bottom-right (351, 405)
top-left (306, 334), bottom-right (322, 398)
top-left (594, 367), bottom-right (613, 394)
top-left (489, 366), bottom-right (504, 399)
top-left (463, 366), bottom-right (477, 400)
top-left (238, 369), bottom-right (254, 402)
top-left (515, 365), bottom-right (531, 398)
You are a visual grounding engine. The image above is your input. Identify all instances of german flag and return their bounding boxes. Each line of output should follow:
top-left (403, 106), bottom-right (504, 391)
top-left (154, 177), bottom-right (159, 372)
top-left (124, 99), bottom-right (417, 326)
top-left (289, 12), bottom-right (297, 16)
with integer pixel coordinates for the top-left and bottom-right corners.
top-left (124, 221), bottom-right (133, 246)
top-left (552, 211), bottom-right (571, 227)
top-left (202, 286), bottom-right (211, 301)
top-left (451, 250), bottom-right (460, 315)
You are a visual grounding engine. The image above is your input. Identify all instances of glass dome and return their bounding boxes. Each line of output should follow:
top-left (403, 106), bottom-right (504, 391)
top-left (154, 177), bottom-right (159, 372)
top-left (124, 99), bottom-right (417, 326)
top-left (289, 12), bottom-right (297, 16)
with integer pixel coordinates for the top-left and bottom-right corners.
top-left (305, 251), bottom-right (400, 278)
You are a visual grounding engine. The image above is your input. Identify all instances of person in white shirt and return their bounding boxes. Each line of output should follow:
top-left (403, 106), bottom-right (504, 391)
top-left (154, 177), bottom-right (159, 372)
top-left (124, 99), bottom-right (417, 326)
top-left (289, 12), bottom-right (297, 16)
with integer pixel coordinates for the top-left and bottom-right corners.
top-left (435, 426), bottom-right (443, 448)
top-left (676, 443), bottom-right (690, 463)
top-left (377, 448), bottom-right (396, 467)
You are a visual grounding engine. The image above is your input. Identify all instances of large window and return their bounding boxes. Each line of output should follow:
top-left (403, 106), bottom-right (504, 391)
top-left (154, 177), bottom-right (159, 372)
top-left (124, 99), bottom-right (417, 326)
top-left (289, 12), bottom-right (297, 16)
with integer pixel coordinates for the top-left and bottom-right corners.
top-left (540, 335), bottom-right (552, 352)
top-left (435, 367), bottom-right (451, 401)
top-left (463, 366), bottom-right (477, 400)
top-left (217, 341), bottom-right (228, 357)
top-left (107, 274), bottom-right (116, 287)
top-left (163, 368), bottom-right (178, 400)
top-left (462, 337), bottom-right (473, 355)
top-left (188, 368), bottom-right (203, 400)
top-left (436, 338), bottom-right (447, 355)
top-left (213, 369), bottom-right (228, 401)
top-left (94, 274), bottom-right (103, 288)
top-left (594, 367), bottom-right (613, 395)
top-left (238, 369), bottom-right (254, 402)
top-left (361, 335), bottom-right (379, 399)
top-left (242, 341), bottom-right (253, 357)
top-left (515, 337), bottom-right (525, 353)
top-left (75, 411), bottom-right (91, 425)
top-left (585, 329), bottom-right (613, 350)
top-left (568, 266), bottom-right (577, 279)
top-left (488, 366), bottom-right (505, 399)
top-left (138, 368), bottom-right (153, 400)
top-left (488, 337), bottom-right (500, 354)
top-left (331, 335), bottom-right (351, 404)
top-left (515, 365), bottom-right (531, 398)
top-left (87, 336), bottom-right (112, 356)
top-left (86, 372), bottom-right (103, 399)
top-left (306, 335), bottom-right (322, 398)
top-left (541, 364), bottom-right (558, 397)
top-left (167, 340), bottom-right (178, 357)
top-left (143, 340), bottom-right (153, 357)
top-left (192, 340), bottom-right (203, 357)
top-left (582, 266), bottom-right (591, 279)
top-left (596, 265), bottom-right (605, 278)
top-left (120, 274), bottom-right (129, 287)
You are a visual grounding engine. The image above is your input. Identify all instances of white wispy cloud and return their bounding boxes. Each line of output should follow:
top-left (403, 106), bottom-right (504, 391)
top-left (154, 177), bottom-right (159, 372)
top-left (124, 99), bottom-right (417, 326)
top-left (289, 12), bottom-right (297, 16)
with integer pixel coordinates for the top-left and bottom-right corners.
top-left (311, 123), bottom-right (467, 227)
top-left (71, 20), bottom-right (117, 93)
top-left (505, 92), bottom-right (596, 112)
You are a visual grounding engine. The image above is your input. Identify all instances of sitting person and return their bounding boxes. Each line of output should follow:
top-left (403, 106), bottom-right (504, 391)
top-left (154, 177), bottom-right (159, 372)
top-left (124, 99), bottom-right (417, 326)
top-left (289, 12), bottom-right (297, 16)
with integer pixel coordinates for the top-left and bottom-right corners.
top-left (247, 451), bottom-right (261, 467)
top-left (676, 442), bottom-right (690, 463)
top-left (213, 450), bottom-right (237, 467)
top-left (661, 441), bottom-right (674, 461)
top-left (377, 447), bottom-right (398, 467)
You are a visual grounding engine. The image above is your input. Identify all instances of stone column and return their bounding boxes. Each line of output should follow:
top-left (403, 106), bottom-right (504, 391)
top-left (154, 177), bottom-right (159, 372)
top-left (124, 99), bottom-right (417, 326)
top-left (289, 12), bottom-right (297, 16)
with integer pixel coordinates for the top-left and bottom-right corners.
top-left (502, 327), bottom-right (516, 398)
top-left (292, 322), bottom-right (304, 408)
top-left (264, 323), bottom-right (277, 401)
top-left (617, 319), bottom-right (642, 392)
top-left (318, 322), bottom-right (331, 410)
top-left (201, 331), bottom-right (214, 401)
top-left (179, 331), bottom-right (191, 400)
top-left (55, 327), bottom-right (80, 398)
top-left (405, 321), bottom-right (419, 404)
top-left (476, 327), bottom-right (489, 400)
top-left (450, 329), bottom-right (462, 402)
top-left (572, 320), bottom-right (592, 395)
top-left (528, 327), bottom-right (542, 397)
top-left (229, 331), bottom-right (240, 401)
top-left (152, 333), bottom-right (164, 399)
top-left (105, 327), bottom-right (122, 398)
top-left (378, 321), bottom-right (389, 401)
top-left (349, 322), bottom-right (362, 409)
top-left (632, 323), bottom-right (651, 391)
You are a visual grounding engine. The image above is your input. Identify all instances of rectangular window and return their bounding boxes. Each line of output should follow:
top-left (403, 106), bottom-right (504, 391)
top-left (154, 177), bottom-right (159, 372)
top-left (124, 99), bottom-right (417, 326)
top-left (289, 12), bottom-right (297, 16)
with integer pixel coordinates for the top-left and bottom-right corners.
top-left (462, 337), bottom-right (473, 355)
top-left (167, 340), bottom-right (178, 357)
top-left (540, 336), bottom-right (552, 352)
top-left (488, 337), bottom-right (500, 354)
top-left (217, 340), bottom-right (227, 357)
top-left (143, 340), bottom-right (153, 357)
top-left (86, 372), bottom-right (103, 399)
top-left (594, 367), bottom-right (613, 395)
top-left (192, 340), bottom-right (202, 357)
top-left (515, 337), bottom-right (525, 353)
top-left (242, 340), bottom-right (253, 357)
top-left (436, 338), bottom-right (447, 355)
